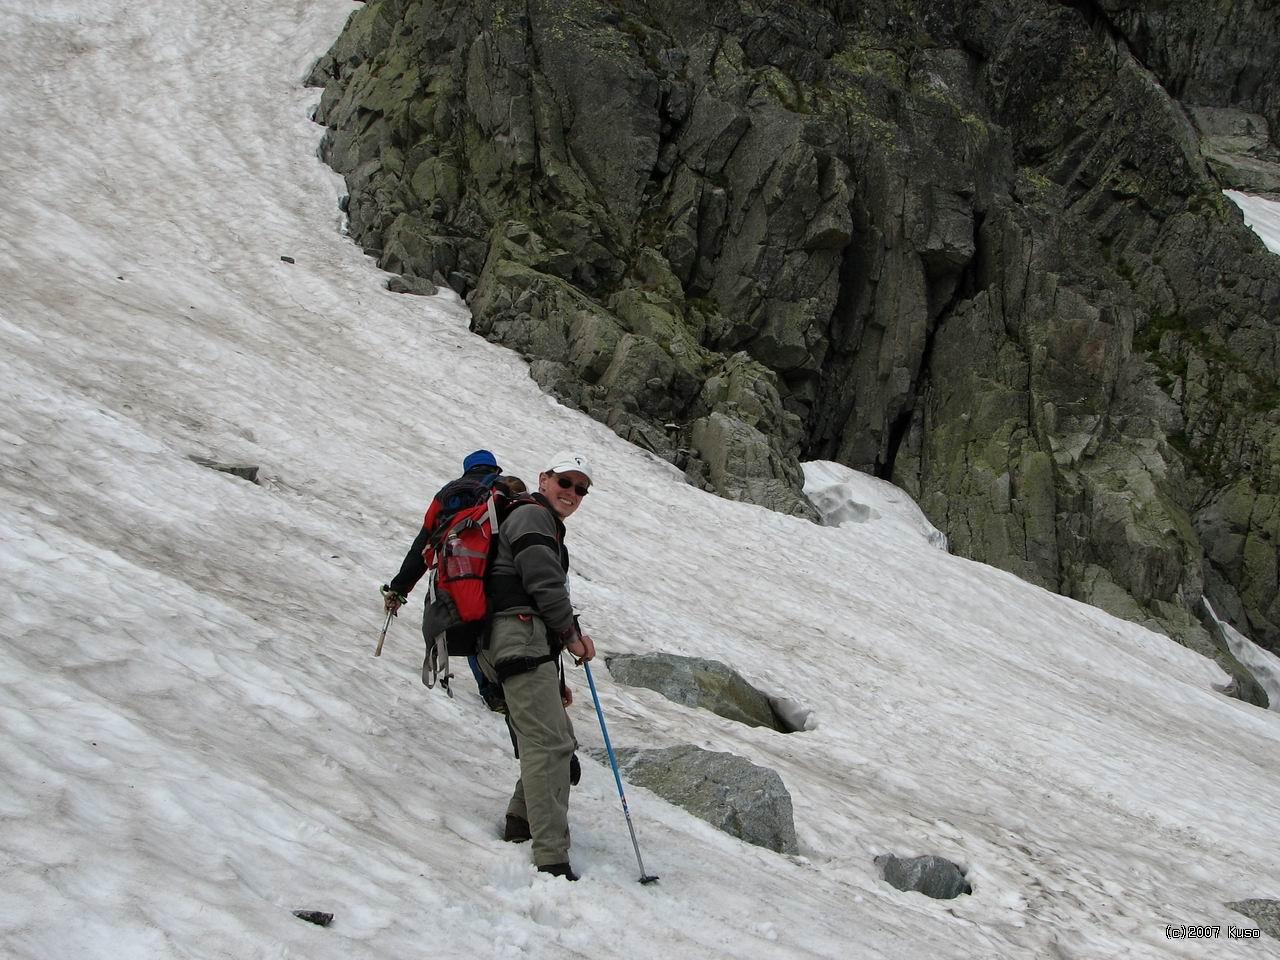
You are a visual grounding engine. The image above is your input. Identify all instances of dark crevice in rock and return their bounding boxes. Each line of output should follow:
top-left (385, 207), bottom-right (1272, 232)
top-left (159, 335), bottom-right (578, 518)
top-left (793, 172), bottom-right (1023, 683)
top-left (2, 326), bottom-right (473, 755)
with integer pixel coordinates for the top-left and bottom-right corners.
top-left (882, 213), bottom-right (984, 483)
top-left (1060, 0), bottom-right (1154, 78)
top-left (801, 190), bottom-right (876, 468)
top-left (878, 392), bottom-right (913, 483)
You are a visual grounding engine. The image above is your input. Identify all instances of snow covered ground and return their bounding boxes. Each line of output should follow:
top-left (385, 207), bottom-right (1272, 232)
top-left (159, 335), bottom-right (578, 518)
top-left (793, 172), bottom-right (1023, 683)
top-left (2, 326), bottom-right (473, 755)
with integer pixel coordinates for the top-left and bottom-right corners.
top-left (1227, 190), bottom-right (1280, 255)
top-left (2, 2), bottom-right (1279, 958)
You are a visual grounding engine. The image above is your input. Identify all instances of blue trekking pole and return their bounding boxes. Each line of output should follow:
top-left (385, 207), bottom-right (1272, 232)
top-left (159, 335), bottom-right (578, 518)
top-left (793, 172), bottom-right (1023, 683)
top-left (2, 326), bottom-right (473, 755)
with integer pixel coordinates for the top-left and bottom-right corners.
top-left (583, 661), bottom-right (659, 885)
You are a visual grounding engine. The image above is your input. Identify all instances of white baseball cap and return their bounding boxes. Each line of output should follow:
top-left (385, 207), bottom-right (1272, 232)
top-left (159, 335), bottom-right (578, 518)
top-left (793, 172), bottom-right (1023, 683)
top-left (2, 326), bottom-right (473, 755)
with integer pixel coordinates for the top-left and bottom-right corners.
top-left (546, 450), bottom-right (594, 484)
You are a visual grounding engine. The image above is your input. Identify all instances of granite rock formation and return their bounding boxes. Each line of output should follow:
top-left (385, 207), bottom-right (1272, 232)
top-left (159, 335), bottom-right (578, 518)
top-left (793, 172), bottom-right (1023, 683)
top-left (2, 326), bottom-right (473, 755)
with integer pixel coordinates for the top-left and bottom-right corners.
top-left (309, 0), bottom-right (1280, 658)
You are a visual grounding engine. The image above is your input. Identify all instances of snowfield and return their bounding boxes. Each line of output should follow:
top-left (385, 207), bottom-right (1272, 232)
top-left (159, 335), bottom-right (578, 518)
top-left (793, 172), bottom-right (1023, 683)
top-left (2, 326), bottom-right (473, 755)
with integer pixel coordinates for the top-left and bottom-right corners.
top-left (2, 2), bottom-right (1279, 958)
top-left (1228, 190), bottom-right (1280, 255)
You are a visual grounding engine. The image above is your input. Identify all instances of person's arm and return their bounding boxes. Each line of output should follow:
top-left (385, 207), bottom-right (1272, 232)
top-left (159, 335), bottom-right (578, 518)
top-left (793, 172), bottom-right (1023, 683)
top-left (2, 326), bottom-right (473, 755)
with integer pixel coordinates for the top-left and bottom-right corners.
top-left (387, 525), bottom-right (431, 599)
top-left (503, 505), bottom-right (576, 635)
top-left (501, 504), bottom-right (595, 662)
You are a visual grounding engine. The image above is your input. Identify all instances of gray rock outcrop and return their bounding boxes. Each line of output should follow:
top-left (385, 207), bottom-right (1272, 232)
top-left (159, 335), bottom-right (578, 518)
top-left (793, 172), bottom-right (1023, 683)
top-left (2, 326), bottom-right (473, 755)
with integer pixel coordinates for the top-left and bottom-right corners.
top-left (189, 456), bottom-right (259, 484)
top-left (309, 0), bottom-right (1280, 658)
top-left (606, 653), bottom-right (797, 732)
top-left (386, 274), bottom-right (439, 296)
top-left (1226, 899), bottom-right (1280, 940)
top-left (875, 853), bottom-right (972, 900)
top-left (1188, 107), bottom-right (1280, 196)
top-left (1200, 599), bottom-right (1271, 709)
top-left (610, 745), bottom-right (798, 855)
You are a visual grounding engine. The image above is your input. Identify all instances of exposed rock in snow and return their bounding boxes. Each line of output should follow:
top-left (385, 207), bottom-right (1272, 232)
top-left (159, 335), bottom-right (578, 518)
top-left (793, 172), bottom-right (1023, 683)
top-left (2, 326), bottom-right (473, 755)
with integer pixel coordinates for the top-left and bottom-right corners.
top-left (188, 456), bottom-right (260, 484)
top-left (1225, 899), bottom-right (1279, 940)
top-left (610, 745), bottom-right (798, 855)
top-left (606, 653), bottom-right (800, 732)
top-left (875, 853), bottom-right (971, 900)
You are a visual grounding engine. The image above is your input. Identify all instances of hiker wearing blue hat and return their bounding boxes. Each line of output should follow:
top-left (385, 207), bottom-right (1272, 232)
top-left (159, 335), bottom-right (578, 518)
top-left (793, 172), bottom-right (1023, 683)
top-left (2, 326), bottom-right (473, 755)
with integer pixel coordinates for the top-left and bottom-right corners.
top-left (382, 450), bottom-right (507, 708)
top-left (461, 449), bottom-right (498, 472)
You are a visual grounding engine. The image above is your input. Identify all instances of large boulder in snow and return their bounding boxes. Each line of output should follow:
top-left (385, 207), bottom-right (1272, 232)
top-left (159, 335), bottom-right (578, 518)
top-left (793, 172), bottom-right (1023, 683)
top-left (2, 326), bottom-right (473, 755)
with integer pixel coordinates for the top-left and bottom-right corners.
top-left (610, 745), bottom-right (798, 855)
top-left (875, 853), bottom-right (971, 900)
top-left (606, 653), bottom-right (799, 732)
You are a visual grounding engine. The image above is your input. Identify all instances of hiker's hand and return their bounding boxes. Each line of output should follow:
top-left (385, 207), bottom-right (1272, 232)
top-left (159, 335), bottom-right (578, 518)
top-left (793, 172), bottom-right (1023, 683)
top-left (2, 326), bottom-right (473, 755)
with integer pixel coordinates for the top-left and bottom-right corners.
top-left (381, 585), bottom-right (406, 614)
top-left (561, 683), bottom-right (574, 708)
top-left (566, 632), bottom-right (595, 664)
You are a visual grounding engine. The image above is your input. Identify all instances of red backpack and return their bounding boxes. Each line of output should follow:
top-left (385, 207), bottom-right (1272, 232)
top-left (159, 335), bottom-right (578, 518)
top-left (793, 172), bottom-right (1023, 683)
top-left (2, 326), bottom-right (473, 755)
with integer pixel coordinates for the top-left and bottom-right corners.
top-left (420, 491), bottom-right (544, 689)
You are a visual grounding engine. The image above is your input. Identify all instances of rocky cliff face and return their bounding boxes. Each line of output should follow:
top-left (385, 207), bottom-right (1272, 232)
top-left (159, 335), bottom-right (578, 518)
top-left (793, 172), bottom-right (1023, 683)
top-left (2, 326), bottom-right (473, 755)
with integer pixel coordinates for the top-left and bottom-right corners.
top-left (309, 0), bottom-right (1280, 657)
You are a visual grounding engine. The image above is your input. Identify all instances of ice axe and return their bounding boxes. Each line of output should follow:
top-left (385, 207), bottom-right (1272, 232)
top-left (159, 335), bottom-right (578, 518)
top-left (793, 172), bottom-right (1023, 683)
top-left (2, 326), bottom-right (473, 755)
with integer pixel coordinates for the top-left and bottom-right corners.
top-left (374, 608), bottom-right (393, 657)
top-left (375, 584), bottom-right (401, 657)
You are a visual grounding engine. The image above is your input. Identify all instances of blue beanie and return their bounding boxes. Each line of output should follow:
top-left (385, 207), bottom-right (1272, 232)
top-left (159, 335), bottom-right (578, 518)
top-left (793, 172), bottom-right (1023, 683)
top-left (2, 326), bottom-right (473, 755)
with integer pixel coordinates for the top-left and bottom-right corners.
top-left (462, 449), bottom-right (499, 472)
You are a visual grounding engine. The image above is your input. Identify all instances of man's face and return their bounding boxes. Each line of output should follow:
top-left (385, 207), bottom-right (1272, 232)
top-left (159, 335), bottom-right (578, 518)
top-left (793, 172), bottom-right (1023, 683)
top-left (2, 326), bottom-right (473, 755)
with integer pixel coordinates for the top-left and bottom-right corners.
top-left (539, 470), bottom-right (590, 519)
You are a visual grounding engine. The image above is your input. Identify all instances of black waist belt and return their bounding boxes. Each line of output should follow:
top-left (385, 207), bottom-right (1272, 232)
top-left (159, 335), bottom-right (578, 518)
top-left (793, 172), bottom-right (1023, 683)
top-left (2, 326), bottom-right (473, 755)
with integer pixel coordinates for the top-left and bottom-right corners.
top-left (488, 573), bottom-right (533, 613)
top-left (495, 654), bottom-right (558, 683)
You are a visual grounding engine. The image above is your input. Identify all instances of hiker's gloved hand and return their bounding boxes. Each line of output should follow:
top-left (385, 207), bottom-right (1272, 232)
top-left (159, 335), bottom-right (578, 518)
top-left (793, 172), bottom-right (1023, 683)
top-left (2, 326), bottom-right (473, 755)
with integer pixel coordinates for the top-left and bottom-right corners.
top-left (565, 631), bottom-right (595, 664)
top-left (381, 584), bottom-right (406, 614)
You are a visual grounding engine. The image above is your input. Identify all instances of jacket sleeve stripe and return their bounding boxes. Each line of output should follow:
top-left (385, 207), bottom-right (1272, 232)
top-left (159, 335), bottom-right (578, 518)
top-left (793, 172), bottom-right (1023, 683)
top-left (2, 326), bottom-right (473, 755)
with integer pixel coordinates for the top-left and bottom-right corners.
top-left (510, 532), bottom-right (559, 557)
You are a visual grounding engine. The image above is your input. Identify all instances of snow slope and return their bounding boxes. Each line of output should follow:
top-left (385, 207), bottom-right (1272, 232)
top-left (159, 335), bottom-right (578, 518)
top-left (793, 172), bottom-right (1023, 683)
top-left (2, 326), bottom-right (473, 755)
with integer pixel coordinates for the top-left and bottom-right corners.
top-left (1227, 190), bottom-right (1280, 255)
top-left (1, 2), bottom-right (1278, 958)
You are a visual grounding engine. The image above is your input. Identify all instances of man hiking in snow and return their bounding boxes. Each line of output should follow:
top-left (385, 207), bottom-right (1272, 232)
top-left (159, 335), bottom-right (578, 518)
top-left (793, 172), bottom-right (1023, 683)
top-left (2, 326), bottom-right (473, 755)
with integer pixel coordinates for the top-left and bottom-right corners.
top-left (382, 449), bottom-right (506, 708)
top-left (481, 451), bottom-right (596, 881)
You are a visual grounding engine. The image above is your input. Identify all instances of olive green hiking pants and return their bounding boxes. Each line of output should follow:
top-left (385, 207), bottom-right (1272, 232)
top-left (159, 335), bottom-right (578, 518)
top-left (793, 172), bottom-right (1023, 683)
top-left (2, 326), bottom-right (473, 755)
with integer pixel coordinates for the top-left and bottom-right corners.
top-left (479, 612), bottom-right (576, 867)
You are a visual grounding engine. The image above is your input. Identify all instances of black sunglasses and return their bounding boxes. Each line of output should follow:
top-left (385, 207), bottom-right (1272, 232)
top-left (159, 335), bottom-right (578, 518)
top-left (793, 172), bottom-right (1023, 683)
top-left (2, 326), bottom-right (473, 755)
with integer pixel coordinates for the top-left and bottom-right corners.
top-left (556, 476), bottom-right (590, 497)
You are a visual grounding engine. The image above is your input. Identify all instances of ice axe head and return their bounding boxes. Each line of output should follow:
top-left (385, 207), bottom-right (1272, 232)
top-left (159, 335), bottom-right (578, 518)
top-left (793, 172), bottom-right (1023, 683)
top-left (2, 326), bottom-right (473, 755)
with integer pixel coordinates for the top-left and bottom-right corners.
top-left (640, 874), bottom-right (659, 885)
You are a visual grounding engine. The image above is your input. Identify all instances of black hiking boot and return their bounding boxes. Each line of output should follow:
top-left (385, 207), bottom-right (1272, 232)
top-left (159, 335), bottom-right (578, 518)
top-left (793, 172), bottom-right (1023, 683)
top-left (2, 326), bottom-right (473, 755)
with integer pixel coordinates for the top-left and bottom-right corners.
top-left (481, 686), bottom-right (507, 714)
top-left (537, 862), bottom-right (579, 881)
top-left (502, 815), bottom-right (531, 843)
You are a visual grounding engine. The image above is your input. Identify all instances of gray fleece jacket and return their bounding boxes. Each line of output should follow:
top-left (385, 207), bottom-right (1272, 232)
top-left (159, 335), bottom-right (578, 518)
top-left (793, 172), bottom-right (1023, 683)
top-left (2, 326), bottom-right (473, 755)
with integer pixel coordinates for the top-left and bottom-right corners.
top-left (488, 495), bottom-right (575, 638)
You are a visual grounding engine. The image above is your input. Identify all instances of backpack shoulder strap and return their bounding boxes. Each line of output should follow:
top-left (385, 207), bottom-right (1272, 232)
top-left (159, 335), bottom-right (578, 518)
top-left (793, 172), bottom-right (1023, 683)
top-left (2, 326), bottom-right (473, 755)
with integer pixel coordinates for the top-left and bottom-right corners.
top-left (489, 492), bottom-right (527, 521)
top-left (493, 495), bottom-right (563, 540)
